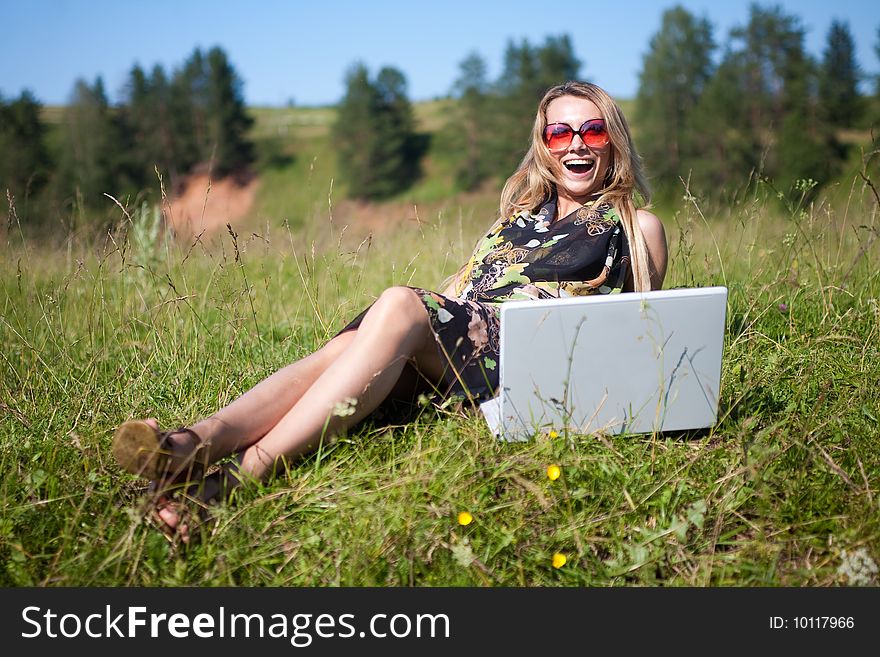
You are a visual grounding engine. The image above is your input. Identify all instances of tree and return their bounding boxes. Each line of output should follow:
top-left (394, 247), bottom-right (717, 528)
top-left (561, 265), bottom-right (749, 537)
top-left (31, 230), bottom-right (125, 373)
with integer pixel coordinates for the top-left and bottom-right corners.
top-left (59, 77), bottom-right (129, 209)
top-left (0, 91), bottom-right (52, 213)
top-left (449, 52), bottom-right (490, 190)
top-left (873, 26), bottom-right (880, 127)
top-left (168, 52), bottom-right (202, 175)
top-left (875, 26), bottom-right (880, 97)
top-left (205, 46), bottom-right (254, 177)
top-left (636, 6), bottom-right (715, 193)
top-left (335, 63), bottom-right (422, 200)
top-left (155, 47), bottom-right (255, 181)
top-left (685, 5), bottom-right (835, 195)
top-left (493, 35), bottom-right (581, 175)
top-left (689, 54), bottom-right (756, 194)
top-left (125, 55), bottom-right (251, 190)
top-left (536, 35), bottom-right (580, 91)
top-left (336, 63), bottom-right (382, 199)
top-left (123, 63), bottom-right (167, 191)
top-left (146, 64), bottom-right (184, 183)
top-left (819, 20), bottom-right (862, 127)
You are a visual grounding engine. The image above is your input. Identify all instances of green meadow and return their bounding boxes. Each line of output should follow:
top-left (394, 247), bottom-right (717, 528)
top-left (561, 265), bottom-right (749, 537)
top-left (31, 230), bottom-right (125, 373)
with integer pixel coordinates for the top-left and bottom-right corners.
top-left (1, 104), bottom-right (878, 586)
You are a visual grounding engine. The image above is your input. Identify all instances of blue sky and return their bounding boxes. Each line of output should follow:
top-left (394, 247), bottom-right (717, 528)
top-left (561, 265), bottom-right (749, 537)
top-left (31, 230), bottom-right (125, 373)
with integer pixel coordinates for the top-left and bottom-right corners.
top-left (1, 0), bottom-right (877, 106)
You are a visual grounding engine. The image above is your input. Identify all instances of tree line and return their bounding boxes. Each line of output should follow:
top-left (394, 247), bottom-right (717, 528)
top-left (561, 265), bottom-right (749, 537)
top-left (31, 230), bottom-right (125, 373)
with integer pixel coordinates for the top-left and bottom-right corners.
top-left (635, 5), bottom-right (874, 201)
top-left (331, 34), bottom-right (580, 199)
top-left (339, 5), bottom-right (878, 205)
top-left (2, 46), bottom-right (254, 228)
top-left (3, 4), bottom-right (880, 233)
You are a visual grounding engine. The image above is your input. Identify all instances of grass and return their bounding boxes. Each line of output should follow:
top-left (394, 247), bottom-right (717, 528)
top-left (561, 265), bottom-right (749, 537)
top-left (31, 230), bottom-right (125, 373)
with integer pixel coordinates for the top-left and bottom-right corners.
top-left (1, 164), bottom-right (878, 587)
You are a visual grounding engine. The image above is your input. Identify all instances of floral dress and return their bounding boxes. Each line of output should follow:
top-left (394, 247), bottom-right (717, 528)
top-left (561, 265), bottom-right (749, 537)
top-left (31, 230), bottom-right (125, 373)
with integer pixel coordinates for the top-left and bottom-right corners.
top-left (340, 192), bottom-right (630, 403)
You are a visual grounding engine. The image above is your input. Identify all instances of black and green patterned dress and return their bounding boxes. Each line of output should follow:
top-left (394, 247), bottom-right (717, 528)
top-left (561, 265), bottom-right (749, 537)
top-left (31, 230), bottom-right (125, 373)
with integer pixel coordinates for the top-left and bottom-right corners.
top-left (341, 192), bottom-right (630, 402)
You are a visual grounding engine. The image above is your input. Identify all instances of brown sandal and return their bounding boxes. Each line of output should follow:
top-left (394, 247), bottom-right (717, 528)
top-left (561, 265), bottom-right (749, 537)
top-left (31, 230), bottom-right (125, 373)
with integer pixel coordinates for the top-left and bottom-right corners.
top-left (112, 420), bottom-right (209, 482)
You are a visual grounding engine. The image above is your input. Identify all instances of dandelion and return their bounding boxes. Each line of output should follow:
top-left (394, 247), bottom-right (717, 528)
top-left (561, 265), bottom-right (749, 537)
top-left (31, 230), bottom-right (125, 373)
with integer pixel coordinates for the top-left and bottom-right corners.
top-left (332, 397), bottom-right (358, 417)
top-left (457, 511), bottom-right (473, 526)
top-left (552, 553), bottom-right (567, 568)
top-left (548, 430), bottom-right (559, 439)
top-left (546, 464), bottom-right (561, 481)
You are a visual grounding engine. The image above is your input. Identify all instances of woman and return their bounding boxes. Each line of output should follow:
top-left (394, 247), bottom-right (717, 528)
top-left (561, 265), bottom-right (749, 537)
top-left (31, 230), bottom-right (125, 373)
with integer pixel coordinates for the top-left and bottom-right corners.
top-left (112, 81), bottom-right (668, 539)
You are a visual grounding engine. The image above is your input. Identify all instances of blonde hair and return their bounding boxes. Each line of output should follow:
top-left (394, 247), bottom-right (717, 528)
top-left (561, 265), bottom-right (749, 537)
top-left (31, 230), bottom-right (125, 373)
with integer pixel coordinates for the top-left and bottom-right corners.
top-left (450, 81), bottom-right (654, 293)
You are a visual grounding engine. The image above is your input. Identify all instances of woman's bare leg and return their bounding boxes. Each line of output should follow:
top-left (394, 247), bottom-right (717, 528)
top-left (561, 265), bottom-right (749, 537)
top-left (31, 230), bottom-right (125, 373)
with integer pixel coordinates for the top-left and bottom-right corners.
top-left (238, 286), bottom-right (445, 480)
top-left (161, 330), bottom-right (358, 463)
top-left (154, 287), bottom-right (445, 533)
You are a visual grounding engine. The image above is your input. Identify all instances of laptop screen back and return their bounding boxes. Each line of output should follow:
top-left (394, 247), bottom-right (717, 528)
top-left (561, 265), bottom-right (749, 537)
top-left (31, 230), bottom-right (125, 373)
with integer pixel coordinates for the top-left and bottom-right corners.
top-left (497, 287), bottom-right (728, 441)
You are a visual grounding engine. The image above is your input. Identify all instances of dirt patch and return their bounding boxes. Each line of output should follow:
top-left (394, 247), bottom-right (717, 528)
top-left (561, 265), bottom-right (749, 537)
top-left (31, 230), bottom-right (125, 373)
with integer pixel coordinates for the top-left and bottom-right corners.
top-left (163, 173), bottom-right (260, 238)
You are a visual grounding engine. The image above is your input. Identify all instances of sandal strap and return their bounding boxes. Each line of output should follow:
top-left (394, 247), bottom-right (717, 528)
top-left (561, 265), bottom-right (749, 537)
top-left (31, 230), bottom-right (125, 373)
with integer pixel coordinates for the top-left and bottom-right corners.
top-left (159, 426), bottom-right (211, 481)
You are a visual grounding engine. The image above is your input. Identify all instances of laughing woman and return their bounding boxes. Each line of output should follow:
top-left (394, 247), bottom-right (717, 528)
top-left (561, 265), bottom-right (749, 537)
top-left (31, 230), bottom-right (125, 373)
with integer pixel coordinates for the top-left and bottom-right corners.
top-left (111, 81), bottom-right (668, 539)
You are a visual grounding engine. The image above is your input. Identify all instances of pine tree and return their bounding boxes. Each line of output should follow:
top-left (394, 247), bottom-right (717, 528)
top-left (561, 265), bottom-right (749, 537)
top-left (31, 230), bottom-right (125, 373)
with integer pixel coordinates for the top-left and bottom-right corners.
top-left (165, 47), bottom-right (254, 180)
top-left (0, 91), bottom-right (53, 227)
top-left (0, 91), bottom-right (51, 205)
top-left (690, 54), bottom-right (756, 194)
top-left (687, 5), bottom-right (834, 195)
top-left (536, 35), bottom-right (580, 91)
top-left (169, 49), bottom-right (207, 174)
top-left (493, 36), bottom-right (581, 175)
top-left (449, 52), bottom-right (490, 191)
top-left (636, 6), bottom-right (715, 194)
top-left (205, 47), bottom-right (254, 177)
top-left (335, 63), bottom-right (421, 200)
top-left (147, 65), bottom-right (183, 184)
top-left (336, 63), bottom-right (382, 199)
top-left (819, 21), bottom-right (862, 128)
top-left (123, 64), bottom-right (161, 190)
top-left (372, 66), bottom-right (421, 195)
top-left (59, 77), bottom-right (128, 209)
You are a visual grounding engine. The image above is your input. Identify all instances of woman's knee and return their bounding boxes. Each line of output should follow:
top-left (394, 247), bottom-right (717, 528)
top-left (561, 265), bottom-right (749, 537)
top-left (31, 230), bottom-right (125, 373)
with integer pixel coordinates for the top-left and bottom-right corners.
top-left (375, 287), bottom-right (426, 321)
top-left (361, 287), bottom-right (429, 338)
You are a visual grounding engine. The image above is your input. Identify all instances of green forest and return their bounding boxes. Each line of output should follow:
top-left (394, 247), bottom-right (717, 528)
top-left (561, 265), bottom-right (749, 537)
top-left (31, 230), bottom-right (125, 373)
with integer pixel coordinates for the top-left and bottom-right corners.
top-left (2, 4), bottom-right (879, 234)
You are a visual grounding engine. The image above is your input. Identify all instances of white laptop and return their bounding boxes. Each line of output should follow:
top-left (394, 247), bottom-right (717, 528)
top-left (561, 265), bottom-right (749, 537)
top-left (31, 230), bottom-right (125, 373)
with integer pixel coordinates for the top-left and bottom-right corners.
top-left (480, 287), bottom-right (728, 441)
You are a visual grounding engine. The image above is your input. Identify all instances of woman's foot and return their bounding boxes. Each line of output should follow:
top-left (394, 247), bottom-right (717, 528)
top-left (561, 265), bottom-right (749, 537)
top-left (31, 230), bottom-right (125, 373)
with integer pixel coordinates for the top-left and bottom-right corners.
top-left (150, 463), bottom-right (242, 544)
top-left (112, 418), bottom-right (209, 482)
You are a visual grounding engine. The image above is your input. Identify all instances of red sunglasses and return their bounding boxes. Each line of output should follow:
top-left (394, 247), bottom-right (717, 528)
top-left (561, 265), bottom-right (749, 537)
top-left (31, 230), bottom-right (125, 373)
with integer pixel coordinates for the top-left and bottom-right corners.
top-left (543, 119), bottom-right (609, 151)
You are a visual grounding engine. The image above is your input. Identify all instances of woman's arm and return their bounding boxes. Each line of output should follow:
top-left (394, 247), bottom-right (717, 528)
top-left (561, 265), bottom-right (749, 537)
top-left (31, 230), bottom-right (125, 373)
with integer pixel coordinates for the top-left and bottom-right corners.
top-left (624, 209), bottom-right (668, 292)
top-left (639, 209), bottom-right (668, 291)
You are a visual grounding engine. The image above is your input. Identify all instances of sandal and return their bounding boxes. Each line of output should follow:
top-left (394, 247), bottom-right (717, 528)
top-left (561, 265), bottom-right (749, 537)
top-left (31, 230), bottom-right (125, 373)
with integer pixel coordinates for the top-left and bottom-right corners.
top-left (112, 420), bottom-right (210, 482)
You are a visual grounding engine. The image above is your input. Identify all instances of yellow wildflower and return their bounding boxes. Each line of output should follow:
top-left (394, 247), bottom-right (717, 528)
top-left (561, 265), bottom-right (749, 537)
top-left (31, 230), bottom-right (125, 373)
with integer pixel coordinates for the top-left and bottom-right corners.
top-left (546, 464), bottom-right (561, 481)
top-left (552, 553), bottom-right (567, 568)
top-left (457, 511), bottom-right (473, 526)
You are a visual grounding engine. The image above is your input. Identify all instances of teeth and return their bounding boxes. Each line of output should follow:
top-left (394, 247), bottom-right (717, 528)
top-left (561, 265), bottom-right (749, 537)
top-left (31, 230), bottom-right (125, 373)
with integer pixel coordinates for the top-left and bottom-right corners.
top-left (566, 159), bottom-right (591, 166)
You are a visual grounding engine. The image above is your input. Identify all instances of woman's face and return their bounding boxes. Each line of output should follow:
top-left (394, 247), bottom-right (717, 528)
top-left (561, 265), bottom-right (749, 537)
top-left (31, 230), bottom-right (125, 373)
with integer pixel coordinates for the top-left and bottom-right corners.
top-left (544, 95), bottom-right (611, 204)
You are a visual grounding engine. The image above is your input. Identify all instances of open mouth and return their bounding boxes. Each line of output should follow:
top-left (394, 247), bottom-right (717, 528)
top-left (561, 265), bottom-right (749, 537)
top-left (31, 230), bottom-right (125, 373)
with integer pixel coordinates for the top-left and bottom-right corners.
top-left (564, 159), bottom-right (595, 174)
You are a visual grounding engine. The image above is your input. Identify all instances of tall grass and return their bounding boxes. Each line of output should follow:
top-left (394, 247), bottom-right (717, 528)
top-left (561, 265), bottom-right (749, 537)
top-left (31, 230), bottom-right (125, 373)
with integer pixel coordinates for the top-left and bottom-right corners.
top-left (0, 172), bottom-right (878, 586)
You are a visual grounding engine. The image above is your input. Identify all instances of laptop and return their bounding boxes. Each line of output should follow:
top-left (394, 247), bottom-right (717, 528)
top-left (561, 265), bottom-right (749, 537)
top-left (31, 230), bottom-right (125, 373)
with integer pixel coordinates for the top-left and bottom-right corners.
top-left (480, 287), bottom-right (728, 441)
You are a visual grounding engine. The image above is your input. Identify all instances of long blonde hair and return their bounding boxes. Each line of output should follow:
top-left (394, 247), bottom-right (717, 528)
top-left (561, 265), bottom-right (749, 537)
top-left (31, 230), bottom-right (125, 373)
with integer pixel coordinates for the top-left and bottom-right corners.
top-left (452, 81), bottom-right (654, 293)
